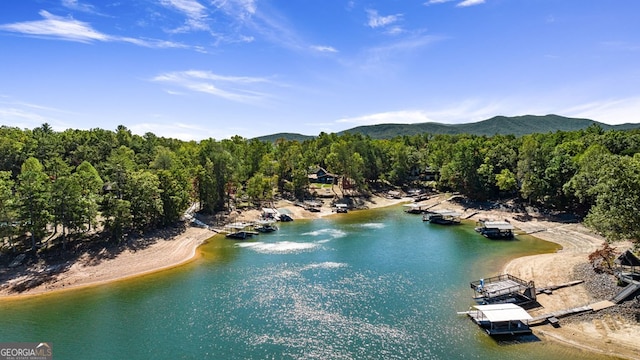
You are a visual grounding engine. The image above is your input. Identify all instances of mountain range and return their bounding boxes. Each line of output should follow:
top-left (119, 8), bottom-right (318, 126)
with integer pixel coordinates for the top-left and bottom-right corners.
top-left (254, 114), bottom-right (640, 142)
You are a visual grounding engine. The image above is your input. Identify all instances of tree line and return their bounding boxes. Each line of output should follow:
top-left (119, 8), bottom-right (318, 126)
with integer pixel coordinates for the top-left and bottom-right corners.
top-left (1, 123), bottom-right (639, 254)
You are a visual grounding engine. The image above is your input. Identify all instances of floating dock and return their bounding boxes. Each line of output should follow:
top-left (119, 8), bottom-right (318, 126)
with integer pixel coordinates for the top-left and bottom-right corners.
top-left (471, 274), bottom-right (536, 305)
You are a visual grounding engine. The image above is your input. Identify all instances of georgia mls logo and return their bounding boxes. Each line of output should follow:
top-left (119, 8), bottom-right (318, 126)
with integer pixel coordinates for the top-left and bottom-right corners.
top-left (0, 342), bottom-right (52, 360)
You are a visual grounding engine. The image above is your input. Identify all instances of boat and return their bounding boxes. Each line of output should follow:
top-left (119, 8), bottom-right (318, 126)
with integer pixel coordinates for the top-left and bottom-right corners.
top-left (278, 213), bottom-right (294, 222)
top-left (334, 204), bottom-right (348, 213)
top-left (255, 220), bottom-right (278, 233)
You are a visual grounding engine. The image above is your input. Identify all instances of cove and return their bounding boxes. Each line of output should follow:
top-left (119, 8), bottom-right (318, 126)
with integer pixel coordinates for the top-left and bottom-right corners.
top-left (0, 205), bottom-right (619, 359)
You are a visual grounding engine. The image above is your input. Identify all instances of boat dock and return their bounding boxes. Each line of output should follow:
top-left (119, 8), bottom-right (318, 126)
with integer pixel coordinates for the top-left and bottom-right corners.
top-left (471, 274), bottom-right (536, 305)
top-left (423, 209), bottom-right (462, 224)
top-left (465, 303), bottom-right (533, 336)
top-left (474, 220), bottom-right (515, 239)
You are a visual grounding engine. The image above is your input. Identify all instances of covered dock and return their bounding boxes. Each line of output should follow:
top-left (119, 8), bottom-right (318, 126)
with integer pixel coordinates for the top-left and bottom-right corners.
top-left (471, 274), bottom-right (536, 305)
top-left (403, 203), bottom-right (428, 214)
top-left (466, 303), bottom-right (533, 336)
top-left (223, 222), bottom-right (259, 239)
top-left (423, 209), bottom-right (461, 224)
top-left (475, 220), bottom-right (515, 239)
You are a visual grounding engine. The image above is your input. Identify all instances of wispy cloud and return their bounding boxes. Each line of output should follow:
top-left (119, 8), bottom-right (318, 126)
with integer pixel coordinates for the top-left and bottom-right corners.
top-left (337, 110), bottom-right (436, 125)
top-left (61, 0), bottom-right (103, 15)
top-left (151, 70), bottom-right (279, 104)
top-left (359, 34), bottom-right (444, 70)
top-left (0, 98), bottom-right (76, 130)
top-left (366, 9), bottom-right (402, 29)
top-left (563, 96), bottom-right (640, 125)
top-left (457, 0), bottom-right (486, 8)
top-left (336, 100), bottom-right (517, 127)
top-left (160, 0), bottom-right (210, 32)
top-left (0, 10), bottom-right (189, 49)
top-left (424, 0), bottom-right (455, 5)
top-left (311, 45), bottom-right (338, 53)
top-left (0, 10), bottom-right (108, 42)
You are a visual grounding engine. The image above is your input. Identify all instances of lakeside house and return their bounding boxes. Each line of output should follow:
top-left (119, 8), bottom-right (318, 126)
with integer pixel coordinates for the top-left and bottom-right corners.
top-left (308, 167), bottom-right (338, 185)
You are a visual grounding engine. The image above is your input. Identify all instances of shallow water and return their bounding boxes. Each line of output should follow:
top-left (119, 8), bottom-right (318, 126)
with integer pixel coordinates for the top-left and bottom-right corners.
top-left (0, 206), bottom-right (621, 359)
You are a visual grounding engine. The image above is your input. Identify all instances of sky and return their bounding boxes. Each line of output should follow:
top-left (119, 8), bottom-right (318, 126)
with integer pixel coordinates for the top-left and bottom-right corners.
top-left (1, 0), bottom-right (639, 141)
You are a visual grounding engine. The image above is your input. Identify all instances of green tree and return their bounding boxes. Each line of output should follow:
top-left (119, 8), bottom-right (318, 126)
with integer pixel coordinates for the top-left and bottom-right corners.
top-left (584, 154), bottom-right (640, 244)
top-left (151, 147), bottom-right (191, 225)
top-left (51, 174), bottom-right (83, 249)
top-left (75, 161), bottom-right (104, 231)
top-left (0, 171), bottom-right (17, 251)
top-left (101, 195), bottom-right (132, 242)
top-left (16, 157), bottom-right (51, 250)
top-left (125, 170), bottom-right (163, 232)
top-left (495, 168), bottom-right (518, 193)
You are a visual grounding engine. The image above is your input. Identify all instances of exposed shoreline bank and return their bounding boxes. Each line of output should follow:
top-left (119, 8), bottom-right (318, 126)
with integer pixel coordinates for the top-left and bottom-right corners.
top-left (1, 193), bottom-right (638, 359)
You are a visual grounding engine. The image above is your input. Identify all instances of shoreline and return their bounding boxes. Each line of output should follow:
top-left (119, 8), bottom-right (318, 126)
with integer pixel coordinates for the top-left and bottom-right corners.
top-left (0, 226), bottom-right (215, 300)
top-left (425, 196), bottom-right (640, 360)
top-left (2, 194), bottom-right (638, 359)
top-left (0, 195), bottom-right (406, 300)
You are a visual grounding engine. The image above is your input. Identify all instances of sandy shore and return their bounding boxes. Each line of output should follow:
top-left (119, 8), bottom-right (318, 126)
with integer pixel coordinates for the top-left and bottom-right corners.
top-left (0, 226), bottom-right (215, 299)
top-left (0, 195), bottom-right (404, 300)
top-left (422, 195), bottom-right (640, 360)
top-left (1, 193), bottom-right (638, 358)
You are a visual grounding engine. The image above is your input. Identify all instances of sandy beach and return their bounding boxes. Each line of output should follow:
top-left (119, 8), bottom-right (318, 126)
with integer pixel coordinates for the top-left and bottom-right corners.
top-left (1, 193), bottom-right (638, 359)
top-left (423, 195), bottom-right (640, 360)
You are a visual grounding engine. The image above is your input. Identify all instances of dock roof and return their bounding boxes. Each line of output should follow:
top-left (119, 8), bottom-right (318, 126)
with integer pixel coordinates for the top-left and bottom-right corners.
top-left (430, 209), bottom-right (462, 217)
top-left (472, 303), bottom-right (532, 322)
top-left (481, 221), bottom-right (515, 230)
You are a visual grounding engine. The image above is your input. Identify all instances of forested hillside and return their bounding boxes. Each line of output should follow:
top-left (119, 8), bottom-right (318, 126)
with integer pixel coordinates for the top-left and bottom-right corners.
top-left (1, 123), bottom-right (639, 256)
top-left (255, 114), bottom-right (640, 141)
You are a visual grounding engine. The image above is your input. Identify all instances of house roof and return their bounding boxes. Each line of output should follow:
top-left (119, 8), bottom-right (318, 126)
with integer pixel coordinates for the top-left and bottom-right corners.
top-left (616, 250), bottom-right (640, 266)
top-left (472, 303), bottom-right (532, 322)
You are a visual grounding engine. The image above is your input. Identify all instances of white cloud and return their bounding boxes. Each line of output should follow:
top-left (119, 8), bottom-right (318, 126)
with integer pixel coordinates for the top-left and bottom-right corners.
top-left (311, 45), bottom-right (338, 53)
top-left (0, 10), bottom-right (108, 42)
top-left (61, 0), bottom-right (102, 15)
top-left (160, 0), bottom-right (209, 32)
top-left (151, 70), bottom-right (277, 104)
top-left (0, 10), bottom-right (190, 49)
top-left (366, 9), bottom-right (402, 29)
top-left (563, 97), bottom-right (640, 125)
top-left (457, 0), bottom-right (486, 8)
top-left (337, 110), bottom-right (436, 126)
top-left (359, 34), bottom-right (444, 70)
top-left (424, 0), bottom-right (454, 5)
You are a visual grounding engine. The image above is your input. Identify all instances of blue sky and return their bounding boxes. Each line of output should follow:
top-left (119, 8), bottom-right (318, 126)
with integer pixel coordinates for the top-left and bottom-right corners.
top-left (1, 0), bottom-right (639, 140)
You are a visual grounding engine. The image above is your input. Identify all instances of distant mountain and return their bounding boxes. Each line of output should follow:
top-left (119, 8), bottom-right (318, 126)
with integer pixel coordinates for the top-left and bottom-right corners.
top-left (253, 132), bottom-right (315, 143)
top-left (253, 114), bottom-right (640, 142)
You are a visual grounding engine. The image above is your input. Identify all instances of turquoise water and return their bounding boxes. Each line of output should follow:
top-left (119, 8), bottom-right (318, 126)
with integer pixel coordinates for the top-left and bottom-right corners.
top-left (0, 206), bottom-right (619, 359)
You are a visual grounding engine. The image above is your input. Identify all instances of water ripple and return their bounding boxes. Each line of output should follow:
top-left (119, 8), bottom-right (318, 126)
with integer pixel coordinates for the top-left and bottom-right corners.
top-left (236, 241), bottom-right (319, 254)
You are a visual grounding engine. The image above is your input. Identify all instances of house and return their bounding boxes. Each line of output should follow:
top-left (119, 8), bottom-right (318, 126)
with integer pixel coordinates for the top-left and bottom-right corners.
top-left (408, 165), bottom-right (439, 181)
top-left (308, 167), bottom-right (338, 185)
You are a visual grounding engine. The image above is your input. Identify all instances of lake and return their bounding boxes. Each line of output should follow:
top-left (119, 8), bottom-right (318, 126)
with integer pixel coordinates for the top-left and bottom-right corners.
top-left (0, 205), bottom-right (619, 359)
